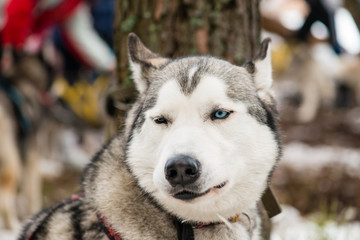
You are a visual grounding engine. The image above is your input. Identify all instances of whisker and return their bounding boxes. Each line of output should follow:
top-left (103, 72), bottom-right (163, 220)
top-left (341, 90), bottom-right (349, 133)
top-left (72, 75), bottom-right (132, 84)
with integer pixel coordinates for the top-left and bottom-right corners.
top-left (217, 213), bottom-right (233, 229)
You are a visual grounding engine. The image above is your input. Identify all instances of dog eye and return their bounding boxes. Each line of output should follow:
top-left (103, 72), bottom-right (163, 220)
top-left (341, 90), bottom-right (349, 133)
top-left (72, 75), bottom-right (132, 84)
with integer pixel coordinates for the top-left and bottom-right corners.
top-left (211, 110), bottom-right (231, 120)
top-left (154, 117), bottom-right (168, 124)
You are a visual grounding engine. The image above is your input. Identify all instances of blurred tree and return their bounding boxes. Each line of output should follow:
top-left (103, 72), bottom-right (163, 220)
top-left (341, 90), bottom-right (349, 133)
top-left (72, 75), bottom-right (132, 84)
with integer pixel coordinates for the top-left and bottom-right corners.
top-left (109, 0), bottom-right (261, 130)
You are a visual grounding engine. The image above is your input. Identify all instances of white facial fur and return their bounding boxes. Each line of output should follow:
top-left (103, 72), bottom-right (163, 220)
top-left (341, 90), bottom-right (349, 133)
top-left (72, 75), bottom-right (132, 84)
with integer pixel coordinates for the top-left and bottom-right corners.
top-left (126, 71), bottom-right (278, 222)
top-left (254, 45), bottom-right (274, 103)
top-left (129, 61), bottom-right (145, 93)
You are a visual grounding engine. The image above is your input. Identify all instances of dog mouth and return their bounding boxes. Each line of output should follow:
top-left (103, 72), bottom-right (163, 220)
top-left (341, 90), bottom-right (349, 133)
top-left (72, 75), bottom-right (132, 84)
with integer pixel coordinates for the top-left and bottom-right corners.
top-left (173, 181), bottom-right (227, 201)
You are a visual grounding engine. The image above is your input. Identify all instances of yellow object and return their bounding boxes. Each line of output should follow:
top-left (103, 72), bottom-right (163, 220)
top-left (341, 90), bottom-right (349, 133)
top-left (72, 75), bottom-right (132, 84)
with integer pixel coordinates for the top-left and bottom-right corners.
top-left (230, 213), bottom-right (241, 223)
top-left (52, 75), bottom-right (110, 127)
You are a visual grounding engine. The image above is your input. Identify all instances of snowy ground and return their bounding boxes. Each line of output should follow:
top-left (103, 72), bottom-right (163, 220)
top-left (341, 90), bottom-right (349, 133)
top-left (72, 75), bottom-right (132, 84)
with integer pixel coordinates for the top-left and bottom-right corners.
top-left (271, 142), bottom-right (360, 240)
top-left (0, 224), bottom-right (18, 240)
top-left (281, 142), bottom-right (360, 180)
top-left (272, 205), bottom-right (360, 240)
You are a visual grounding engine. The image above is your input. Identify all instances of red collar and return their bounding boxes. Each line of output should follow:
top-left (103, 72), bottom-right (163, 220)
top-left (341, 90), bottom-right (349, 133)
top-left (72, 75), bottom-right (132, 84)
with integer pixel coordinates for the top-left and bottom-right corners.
top-left (96, 211), bottom-right (242, 240)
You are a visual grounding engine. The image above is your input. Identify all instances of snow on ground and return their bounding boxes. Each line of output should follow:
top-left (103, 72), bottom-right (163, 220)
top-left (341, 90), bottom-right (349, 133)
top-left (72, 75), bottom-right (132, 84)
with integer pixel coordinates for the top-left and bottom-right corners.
top-left (272, 205), bottom-right (360, 240)
top-left (281, 142), bottom-right (360, 179)
top-left (0, 223), bottom-right (18, 240)
top-left (271, 143), bottom-right (360, 239)
top-left (0, 230), bottom-right (17, 240)
top-left (0, 217), bottom-right (19, 240)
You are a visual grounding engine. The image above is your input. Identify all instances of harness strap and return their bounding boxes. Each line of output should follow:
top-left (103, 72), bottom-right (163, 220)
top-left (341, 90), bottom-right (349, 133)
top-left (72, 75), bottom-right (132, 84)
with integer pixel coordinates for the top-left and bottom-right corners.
top-left (95, 213), bottom-right (195, 240)
top-left (261, 187), bottom-right (281, 218)
top-left (174, 219), bottom-right (194, 240)
top-left (96, 212), bottom-right (123, 240)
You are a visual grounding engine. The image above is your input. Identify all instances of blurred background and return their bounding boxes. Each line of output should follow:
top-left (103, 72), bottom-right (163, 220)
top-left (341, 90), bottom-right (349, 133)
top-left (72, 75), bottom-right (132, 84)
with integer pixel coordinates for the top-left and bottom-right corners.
top-left (0, 0), bottom-right (359, 239)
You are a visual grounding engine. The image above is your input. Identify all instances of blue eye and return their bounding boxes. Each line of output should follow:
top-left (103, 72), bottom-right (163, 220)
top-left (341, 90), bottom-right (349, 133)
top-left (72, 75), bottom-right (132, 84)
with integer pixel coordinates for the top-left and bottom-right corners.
top-left (212, 110), bottom-right (231, 120)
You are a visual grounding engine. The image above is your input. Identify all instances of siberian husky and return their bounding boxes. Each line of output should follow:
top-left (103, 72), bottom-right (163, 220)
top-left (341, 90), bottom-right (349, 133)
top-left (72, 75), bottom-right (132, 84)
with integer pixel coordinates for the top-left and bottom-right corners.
top-left (19, 33), bottom-right (281, 240)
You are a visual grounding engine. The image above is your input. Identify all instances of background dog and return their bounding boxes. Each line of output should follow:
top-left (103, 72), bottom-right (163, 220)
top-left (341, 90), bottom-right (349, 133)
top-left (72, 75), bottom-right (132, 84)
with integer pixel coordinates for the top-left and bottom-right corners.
top-left (0, 55), bottom-right (47, 230)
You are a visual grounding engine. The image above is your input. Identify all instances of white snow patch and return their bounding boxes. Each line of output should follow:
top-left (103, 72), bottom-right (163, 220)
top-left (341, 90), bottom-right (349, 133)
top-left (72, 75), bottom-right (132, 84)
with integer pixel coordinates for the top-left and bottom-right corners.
top-left (0, 229), bottom-right (17, 240)
top-left (272, 205), bottom-right (360, 240)
top-left (281, 142), bottom-right (360, 179)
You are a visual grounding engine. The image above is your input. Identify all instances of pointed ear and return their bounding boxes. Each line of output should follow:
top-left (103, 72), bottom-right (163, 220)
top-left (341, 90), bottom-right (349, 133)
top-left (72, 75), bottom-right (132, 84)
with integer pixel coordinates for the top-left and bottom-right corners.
top-left (243, 38), bottom-right (273, 103)
top-left (128, 33), bottom-right (169, 94)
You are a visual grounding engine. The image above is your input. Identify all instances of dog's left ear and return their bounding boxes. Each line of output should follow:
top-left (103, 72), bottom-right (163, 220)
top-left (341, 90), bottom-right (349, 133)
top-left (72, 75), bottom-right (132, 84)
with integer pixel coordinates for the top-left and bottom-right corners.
top-left (243, 38), bottom-right (273, 103)
top-left (128, 33), bottom-right (169, 94)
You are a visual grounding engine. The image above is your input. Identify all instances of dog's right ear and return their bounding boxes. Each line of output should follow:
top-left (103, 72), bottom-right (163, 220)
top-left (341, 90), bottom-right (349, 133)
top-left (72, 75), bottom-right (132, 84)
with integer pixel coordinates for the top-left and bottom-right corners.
top-left (128, 33), bottom-right (169, 94)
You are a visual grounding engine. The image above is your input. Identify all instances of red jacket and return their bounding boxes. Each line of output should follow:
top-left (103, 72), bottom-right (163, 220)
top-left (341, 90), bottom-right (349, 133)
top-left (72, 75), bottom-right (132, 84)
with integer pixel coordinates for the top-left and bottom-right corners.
top-left (1, 0), bottom-right (82, 49)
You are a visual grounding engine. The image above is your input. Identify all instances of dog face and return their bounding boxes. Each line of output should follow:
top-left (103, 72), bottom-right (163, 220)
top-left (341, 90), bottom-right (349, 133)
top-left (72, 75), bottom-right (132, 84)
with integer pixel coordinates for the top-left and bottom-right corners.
top-left (125, 34), bottom-right (280, 222)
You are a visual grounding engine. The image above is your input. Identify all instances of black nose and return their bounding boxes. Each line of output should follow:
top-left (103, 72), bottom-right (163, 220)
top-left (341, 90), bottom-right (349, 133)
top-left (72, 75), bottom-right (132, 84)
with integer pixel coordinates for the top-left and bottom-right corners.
top-left (165, 155), bottom-right (201, 187)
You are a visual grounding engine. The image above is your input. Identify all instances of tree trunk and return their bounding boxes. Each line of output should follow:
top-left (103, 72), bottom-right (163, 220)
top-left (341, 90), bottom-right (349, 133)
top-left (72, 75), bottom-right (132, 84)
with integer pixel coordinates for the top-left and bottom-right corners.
top-left (110, 0), bottom-right (261, 130)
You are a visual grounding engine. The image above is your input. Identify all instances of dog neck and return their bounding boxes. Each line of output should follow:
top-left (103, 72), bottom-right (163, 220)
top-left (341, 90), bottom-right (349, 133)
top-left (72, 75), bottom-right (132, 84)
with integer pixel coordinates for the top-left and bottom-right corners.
top-left (95, 208), bottom-right (255, 240)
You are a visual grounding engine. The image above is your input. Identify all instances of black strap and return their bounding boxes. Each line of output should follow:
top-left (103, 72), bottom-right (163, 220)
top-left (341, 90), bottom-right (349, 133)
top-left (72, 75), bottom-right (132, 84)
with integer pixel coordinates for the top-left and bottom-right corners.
top-left (172, 188), bottom-right (280, 240)
top-left (96, 212), bottom-right (123, 240)
top-left (174, 219), bottom-right (194, 240)
top-left (261, 187), bottom-right (281, 218)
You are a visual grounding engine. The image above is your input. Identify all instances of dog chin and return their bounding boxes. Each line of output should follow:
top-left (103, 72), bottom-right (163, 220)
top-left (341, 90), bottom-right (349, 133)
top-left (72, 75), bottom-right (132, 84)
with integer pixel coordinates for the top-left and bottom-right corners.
top-left (155, 178), bottom-right (264, 222)
top-left (154, 181), bottom-right (234, 220)
top-left (157, 190), bottom-right (244, 222)
top-left (170, 181), bottom-right (228, 202)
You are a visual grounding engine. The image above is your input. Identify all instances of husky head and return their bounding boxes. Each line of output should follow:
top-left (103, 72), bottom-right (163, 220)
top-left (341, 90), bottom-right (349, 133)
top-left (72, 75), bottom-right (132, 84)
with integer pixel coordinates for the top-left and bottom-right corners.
top-left (125, 33), bottom-right (280, 223)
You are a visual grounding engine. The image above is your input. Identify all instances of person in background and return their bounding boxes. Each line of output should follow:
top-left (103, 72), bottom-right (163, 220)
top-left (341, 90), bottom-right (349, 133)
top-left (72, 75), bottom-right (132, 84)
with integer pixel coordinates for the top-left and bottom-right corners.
top-left (53, 0), bottom-right (115, 85)
top-left (0, 0), bottom-right (115, 75)
top-left (296, 0), bottom-right (344, 54)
